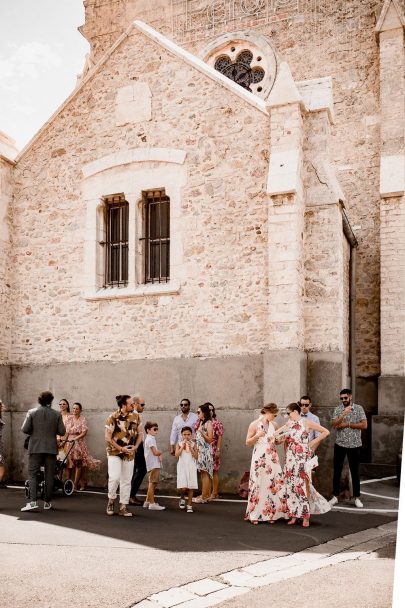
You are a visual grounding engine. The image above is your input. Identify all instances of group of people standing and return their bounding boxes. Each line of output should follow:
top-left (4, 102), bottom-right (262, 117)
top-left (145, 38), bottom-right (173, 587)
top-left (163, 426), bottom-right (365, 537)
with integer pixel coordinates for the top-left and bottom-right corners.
top-left (244, 389), bottom-right (368, 526)
top-left (13, 387), bottom-right (367, 520)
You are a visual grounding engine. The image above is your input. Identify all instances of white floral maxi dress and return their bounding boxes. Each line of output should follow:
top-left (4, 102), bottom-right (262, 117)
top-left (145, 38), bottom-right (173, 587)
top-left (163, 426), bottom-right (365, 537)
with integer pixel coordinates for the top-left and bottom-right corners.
top-left (196, 422), bottom-right (213, 478)
top-left (284, 419), bottom-right (331, 518)
top-left (245, 421), bottom-right (289, 522)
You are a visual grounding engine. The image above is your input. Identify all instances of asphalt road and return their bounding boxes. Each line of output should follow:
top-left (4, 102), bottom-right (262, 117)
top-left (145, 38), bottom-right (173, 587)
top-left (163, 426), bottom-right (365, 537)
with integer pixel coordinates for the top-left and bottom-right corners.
top-left (0, 482), bottom-right (399, 608)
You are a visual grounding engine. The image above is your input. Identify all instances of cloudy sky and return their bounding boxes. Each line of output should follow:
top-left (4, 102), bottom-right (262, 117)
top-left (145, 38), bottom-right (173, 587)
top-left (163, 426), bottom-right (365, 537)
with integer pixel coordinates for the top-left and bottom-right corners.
top-left (0, 0), bottom-right (89, 151)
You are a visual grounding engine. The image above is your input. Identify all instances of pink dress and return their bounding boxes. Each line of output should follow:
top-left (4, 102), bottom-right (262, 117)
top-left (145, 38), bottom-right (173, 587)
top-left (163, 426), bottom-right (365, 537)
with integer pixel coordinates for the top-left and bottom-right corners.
top-left (211, 419), bottom-right (224, 472)
top-left (245, 421), bottom-right (288, 522)
top-left (65, 416), bottom-right (101, 469)
top-left (283, 419), bottom-right (311, 519)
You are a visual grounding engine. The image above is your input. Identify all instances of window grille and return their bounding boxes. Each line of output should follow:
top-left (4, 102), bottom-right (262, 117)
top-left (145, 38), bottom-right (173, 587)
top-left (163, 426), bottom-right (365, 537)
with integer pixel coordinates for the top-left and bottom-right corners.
top-left (143, 189), bottom-right (170, 283)
top-left (103, 194), bottom-right (129, 287)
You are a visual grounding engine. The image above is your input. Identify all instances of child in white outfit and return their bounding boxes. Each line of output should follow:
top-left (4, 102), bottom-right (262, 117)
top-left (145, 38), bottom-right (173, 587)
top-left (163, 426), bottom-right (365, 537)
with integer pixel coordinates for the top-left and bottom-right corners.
top-left (175, 426), bottom-right (198, 512)
top-left (144, 421), bottom-right (165, 511)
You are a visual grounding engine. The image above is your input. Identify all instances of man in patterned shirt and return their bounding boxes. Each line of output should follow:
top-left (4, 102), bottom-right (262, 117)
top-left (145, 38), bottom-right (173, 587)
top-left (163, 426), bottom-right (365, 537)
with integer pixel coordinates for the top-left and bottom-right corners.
top-left (329, 388), bottom-right (367, 508)
top-left (105, 395), bottom-right (141, 517)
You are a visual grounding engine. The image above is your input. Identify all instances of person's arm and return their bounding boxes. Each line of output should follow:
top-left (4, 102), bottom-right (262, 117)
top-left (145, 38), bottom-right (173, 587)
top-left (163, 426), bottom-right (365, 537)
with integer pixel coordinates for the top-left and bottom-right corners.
top-left (307, 420), bottom-right (330, 451)
top-left (246, 421), bottom-right (265, 447)
top-left (134, 423), bottom-right (143, 450)
top-left (191, 442), bottom-right (198, 460)
top-left (332, 406), bottom-right (352, 428)
top-left (201, 421), bottom-right (213, 444)
top-left (73, 418), bottom-right (87, 441)
top-left (104, 426), bottom-right (133, 456)
top-left (170, 417), bottom-right (178, 455)
top-left (175, 442), bottom-right (183, 458)
top-left (337, 418), bottom-right (367, 431)
top-left (21, 412), bottom-right (33, 435)
top-left (151, 446), bottom-right (162, 457)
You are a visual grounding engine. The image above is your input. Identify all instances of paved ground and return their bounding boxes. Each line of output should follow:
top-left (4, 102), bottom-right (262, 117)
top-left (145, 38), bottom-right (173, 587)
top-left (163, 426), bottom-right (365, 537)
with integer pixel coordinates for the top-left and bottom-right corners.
top-left (0, 477), bottom-right (400, 608)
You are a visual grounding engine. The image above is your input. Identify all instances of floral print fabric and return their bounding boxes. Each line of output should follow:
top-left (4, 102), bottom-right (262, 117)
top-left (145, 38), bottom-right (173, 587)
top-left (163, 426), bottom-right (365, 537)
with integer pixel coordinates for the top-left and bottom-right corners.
top-left (284, 418), bottom-right (312, 519)
top-left (211, 419), bottom-right (224, 472)
top-left (195, 421), bottom-right (213, 478)
top-left (245, 421), bottom-right (288, 522)
top-left (65, 415), bottom-right (101, 470)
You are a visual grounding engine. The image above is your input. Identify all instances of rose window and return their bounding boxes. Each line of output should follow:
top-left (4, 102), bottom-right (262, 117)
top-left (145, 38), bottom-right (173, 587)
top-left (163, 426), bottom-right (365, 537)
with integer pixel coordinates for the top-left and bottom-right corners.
top-left (214, 50), bottom-right (265, 92)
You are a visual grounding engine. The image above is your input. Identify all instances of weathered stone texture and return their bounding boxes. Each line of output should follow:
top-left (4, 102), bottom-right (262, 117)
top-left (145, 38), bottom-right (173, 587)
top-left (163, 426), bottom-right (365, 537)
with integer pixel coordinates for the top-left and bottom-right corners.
top-left (0, 158), bottom-right (14, 364)
top-left (11, 31), bottom-right (270, 365)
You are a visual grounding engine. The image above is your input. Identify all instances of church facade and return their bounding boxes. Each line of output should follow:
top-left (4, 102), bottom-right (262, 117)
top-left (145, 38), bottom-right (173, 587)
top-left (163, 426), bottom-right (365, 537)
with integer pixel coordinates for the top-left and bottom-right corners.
top-left (0, 0), bottom-right (404, 490)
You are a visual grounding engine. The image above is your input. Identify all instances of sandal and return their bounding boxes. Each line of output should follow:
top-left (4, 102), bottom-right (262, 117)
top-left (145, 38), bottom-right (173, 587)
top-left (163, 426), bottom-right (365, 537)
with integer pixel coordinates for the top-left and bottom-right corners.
top-left (287, 518), bottom-right (297, 525)
top-left (302, 519), bottom-right (310, 528)
top-left (251, 520), bottom-right (259, 525)
top-left (210, 494), bottom-right (219, 500)
top-left (268, 519), bottom-right (275, 524)
top-left (192, 496), bottom-right (207, 504)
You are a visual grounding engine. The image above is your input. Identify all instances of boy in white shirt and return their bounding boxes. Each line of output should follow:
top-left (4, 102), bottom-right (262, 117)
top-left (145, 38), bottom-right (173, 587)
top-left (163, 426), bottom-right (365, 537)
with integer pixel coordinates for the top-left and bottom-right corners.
top-left (143, 421), bottom-right (165, 511)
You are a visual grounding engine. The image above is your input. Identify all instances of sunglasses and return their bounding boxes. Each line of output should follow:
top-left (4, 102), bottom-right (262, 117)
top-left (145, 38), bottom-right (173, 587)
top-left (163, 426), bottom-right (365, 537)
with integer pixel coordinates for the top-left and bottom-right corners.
top-left (340, 397), bottom-right (350, 401)
top-left (151, 427), bottom-right (158, 430)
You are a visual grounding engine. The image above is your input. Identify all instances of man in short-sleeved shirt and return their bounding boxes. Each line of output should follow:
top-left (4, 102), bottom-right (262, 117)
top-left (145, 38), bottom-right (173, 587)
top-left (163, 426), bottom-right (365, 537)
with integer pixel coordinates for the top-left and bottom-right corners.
top-left (329, 388), bottom-right (367, 508)
top-left (170, 399), bottom-right (198, 455)
top-left (299, 395), bottom-right (320, 443)
top-left (105, 395), bottom-right (140, 516)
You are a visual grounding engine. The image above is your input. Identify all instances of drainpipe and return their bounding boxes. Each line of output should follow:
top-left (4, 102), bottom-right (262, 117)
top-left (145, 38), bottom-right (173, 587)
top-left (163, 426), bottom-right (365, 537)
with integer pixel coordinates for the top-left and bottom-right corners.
top-left (341, 203), bottom-right (358, 401)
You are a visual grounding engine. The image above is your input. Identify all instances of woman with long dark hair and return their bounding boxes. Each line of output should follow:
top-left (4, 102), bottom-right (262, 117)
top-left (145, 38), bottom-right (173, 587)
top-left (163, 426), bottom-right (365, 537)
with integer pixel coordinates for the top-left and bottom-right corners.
top-left (205, 402), bottom-right (224, 500)
top-left (193, 404), bottom-right (213, 503)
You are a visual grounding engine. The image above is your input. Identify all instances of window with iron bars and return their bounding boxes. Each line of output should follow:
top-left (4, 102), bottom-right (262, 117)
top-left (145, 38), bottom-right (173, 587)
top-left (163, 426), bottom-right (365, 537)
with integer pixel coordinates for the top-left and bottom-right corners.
top-left (143, 189), bottom-right (170, 284)
top-left (103, 194), bottom-right (129, 288)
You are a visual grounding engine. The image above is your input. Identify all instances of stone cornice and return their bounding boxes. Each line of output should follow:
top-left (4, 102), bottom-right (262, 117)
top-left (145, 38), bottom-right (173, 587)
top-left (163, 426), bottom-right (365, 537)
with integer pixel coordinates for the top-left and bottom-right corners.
top-left (83, 148), bottom-right (187, 178)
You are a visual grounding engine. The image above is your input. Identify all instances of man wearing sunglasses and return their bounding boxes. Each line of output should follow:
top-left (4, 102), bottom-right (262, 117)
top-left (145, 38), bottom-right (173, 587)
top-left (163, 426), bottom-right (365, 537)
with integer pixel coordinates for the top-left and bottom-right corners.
top-left (299, 395), bottom-right (320, 444)
top-left (170, 399), bottom-right (198, 456)
top-left (129, 396), bottom-right (146, 506)
top-left (330, 388), bottom-right (367, 508)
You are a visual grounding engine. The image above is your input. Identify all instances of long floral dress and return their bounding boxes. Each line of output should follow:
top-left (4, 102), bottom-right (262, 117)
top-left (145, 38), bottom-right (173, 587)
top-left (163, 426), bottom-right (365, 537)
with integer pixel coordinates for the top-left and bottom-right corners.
top-left (195, 421), bottom-right (213, 478)
top-left (65, 415), bottom-right (101, 470)
top-left (283, 419), bottom-right (330, 518)
top-left (211, 418), bottom-right (224, 472)
top-left (245, 421), bottom-right (288, 522)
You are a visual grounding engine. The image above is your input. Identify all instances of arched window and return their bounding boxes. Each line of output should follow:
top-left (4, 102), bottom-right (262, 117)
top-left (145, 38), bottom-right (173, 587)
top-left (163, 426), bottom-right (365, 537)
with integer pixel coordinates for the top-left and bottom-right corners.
top-left (214, 49), bottom-right (265, 92)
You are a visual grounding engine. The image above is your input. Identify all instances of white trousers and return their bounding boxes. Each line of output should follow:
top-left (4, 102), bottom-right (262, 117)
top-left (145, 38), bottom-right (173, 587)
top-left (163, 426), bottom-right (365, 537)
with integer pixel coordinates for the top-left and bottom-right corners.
top-left (107, 456), bottom-right (134, 505)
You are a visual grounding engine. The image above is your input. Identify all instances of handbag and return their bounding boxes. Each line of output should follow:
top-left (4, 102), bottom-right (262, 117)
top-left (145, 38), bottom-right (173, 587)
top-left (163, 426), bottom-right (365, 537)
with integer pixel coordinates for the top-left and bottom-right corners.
top-left (238, 470), bottom-right (250, 499)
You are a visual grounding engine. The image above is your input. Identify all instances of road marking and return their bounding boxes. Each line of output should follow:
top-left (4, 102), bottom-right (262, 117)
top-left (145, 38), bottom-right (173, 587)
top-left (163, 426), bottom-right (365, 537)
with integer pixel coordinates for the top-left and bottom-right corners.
top-left (332, 506), bottom-right (398, 513)
top-left (360, 476), bottom-right (397, 485)
top-left (361, 491), bottom-right (399, 501)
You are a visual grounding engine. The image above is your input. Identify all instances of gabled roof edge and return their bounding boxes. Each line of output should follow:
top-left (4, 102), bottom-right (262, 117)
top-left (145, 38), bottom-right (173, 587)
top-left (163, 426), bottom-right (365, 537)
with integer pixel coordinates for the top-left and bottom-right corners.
top-left (15, 20), bottom-right (268, 164)
top-left (376, 0), bottom-right (405, 33)
top-left (132, 21), bottom-right (268, 116)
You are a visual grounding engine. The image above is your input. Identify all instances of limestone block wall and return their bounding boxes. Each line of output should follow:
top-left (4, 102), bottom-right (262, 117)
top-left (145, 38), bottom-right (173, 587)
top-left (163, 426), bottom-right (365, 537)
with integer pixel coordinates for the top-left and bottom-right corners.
top-left (11, 29), bottom-right (271, 366)
top-left (0, 157), bottom-right (14, 364)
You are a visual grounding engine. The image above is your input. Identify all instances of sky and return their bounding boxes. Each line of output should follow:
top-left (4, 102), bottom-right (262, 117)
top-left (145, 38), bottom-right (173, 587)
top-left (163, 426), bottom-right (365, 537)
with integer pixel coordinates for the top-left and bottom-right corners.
top-left (0, 0), bottom-right (89, 151)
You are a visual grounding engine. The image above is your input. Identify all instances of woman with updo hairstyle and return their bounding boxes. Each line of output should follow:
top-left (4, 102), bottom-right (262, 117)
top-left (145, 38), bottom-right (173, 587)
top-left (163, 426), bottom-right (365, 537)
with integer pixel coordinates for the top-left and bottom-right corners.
top-left (244, 403), bottom-right (288, 524)
top-left (274, 402), bottom-right (330, 527)
top-left (193, 404), bottom-right (214, 503)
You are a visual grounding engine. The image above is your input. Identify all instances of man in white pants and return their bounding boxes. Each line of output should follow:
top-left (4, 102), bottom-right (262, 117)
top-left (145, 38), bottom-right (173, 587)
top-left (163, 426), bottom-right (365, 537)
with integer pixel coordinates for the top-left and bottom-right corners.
top-left (104, 395), bottom-right (140, 517)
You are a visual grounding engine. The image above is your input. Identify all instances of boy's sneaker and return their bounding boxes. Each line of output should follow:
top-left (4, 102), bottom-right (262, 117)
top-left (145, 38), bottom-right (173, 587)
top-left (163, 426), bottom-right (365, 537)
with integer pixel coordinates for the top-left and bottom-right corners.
top-left (106, 499), bottom-right (115, 516)
top-left (354, 497), bottom-right (363, 508)
top-left (118, 504), bottom-right (133, 517)
top-left (143, 501), bottom-right (150, 509)
top-left (43, 502), bottom-right (52, 510)
top-left (186, 505), bottom-right (193, 513)
top-left (21, 501), bottom-right (38, 512)
top-left (179, 498), bottom-right (186, 509)
top-left (149, 503), bottom-right (165, 511)
top-left (329, 496), bottom-right (338, 506)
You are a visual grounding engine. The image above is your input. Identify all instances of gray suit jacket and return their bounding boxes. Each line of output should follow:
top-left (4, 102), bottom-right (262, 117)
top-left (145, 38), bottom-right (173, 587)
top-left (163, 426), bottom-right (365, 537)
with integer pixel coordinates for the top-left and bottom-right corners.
top-left (21, 405), bottom-right (66, 455)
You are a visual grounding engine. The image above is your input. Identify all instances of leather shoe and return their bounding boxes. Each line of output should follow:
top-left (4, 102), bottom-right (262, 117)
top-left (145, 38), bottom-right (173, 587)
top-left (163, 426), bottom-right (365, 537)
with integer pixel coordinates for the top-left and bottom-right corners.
top-left (129, 497), bottom-right (143, 506)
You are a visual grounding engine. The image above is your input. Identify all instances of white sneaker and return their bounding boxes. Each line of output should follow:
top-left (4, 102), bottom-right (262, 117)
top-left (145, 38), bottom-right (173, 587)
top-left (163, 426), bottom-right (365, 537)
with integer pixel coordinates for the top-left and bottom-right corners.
top-left (329, 496), bottom-right (338, 506)
top-left (354, 497), bottom-right (363, 508)
top-left (179, 498), bottom-right (186, 509)
top-left (186, 505), bottom-right (193, 513)
top-left (143, 501), bottom-right (150, 509)
top-left (43, 502), bottom-right (52, 510)
top-left (21, 501), bottom-right (38, 512)
top-left (148, 503), bottom-right (165, 511)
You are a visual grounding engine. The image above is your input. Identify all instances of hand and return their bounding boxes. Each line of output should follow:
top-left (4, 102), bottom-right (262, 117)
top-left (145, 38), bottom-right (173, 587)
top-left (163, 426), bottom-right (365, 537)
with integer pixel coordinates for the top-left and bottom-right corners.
top-left (170, 447), bottom-right (175, 456)
top-left (256, 429), bottom-right (266, 438)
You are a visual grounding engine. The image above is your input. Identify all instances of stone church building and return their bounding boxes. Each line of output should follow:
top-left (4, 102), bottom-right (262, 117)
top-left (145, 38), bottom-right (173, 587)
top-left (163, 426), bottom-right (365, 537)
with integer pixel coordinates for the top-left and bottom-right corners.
top-left (0, 0), bottom-right (404, 491)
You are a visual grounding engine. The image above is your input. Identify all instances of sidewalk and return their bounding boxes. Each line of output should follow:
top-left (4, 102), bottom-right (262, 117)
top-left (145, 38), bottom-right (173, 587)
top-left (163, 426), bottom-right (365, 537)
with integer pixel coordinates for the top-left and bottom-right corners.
top-left (0, 477), bottom-right (399, 608)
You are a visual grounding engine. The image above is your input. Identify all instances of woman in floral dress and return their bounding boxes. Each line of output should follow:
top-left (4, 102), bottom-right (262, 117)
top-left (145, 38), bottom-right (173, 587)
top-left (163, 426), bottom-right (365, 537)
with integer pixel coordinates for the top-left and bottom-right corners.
top-left (193, 404), bottom-right (213, 503)
top-left (64, 402), bottom-right (101, 490)
top-left (245, 403), bottom-right (288, 525)
top-left (0, 400), bottom-right (7, 487)
top-left (206, 403), bottom-right (224, 500)
top-left (276, 402), bottom-right (330, 527)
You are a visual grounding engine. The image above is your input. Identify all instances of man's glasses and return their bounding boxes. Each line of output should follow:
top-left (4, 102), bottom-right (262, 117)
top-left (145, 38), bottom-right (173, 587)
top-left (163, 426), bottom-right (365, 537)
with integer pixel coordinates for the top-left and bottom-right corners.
top-left (152, 426), bottom-right (158, 430)
top-left (340, 397), bottom-right (350, 401)
top-left (180, 403), bottom-right (189, 407)
top-left (139, 403), bottom-right (145, 406)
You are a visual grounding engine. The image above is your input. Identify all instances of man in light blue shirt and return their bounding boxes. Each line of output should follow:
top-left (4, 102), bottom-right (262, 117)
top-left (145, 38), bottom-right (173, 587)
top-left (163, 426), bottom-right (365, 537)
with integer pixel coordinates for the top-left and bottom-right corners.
top-left (170, 398), bottom-right (198, 455)
top-left (299, 395), bottom-right (320, 443)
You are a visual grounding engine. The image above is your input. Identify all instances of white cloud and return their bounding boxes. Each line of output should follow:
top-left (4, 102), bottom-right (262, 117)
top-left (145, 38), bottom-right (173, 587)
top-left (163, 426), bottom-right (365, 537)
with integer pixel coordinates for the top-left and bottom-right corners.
top-left (0, 41), bottom-right (61, 88)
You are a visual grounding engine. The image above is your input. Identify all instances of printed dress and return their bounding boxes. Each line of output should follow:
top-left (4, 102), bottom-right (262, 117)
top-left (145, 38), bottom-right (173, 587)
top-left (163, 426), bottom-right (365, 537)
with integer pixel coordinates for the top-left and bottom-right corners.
top-left (211, 419), bottom-right (224, 472)
top-left (195, 421), bottom-right (213, 478)
top-left (283, 419), bottom-right (330, 518)
top-left (65, 416), bottom-right (101, 470)
top-left (245, 421), bottom-right (288, 523)
top-left (177, 440), bottom-right (198, 489)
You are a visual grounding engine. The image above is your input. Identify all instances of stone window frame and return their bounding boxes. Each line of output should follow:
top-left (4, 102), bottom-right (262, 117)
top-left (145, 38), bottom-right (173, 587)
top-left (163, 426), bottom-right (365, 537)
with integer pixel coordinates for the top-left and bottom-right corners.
top-left (82, 148), bottom-right (187, 301)
top-left (200, 30), bottom-right (278, 100)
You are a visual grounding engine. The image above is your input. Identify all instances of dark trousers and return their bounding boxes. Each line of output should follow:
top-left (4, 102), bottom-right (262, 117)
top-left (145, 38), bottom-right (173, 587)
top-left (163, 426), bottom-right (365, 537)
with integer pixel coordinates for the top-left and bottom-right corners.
top-left (28, 453), bottom-right (56, 502)
top-left (333, 443), bottom-right (361, 498)
top-left (130, 443), bottom-right (146, 497)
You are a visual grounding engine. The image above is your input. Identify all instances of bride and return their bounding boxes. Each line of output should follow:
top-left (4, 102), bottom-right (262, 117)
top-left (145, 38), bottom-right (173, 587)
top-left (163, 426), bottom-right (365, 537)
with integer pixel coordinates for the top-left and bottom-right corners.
top-left (244, 403), bottom-right (289, 525)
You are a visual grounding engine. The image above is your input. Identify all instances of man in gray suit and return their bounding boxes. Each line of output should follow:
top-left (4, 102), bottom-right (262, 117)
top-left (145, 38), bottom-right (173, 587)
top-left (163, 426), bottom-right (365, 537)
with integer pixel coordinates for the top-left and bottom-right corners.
top-left (21, 391), bottom-right (66, 511)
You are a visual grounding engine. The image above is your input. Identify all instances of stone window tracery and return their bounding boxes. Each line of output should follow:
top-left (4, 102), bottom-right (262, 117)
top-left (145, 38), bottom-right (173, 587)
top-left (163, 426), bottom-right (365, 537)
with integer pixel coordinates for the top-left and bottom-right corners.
top-left (214, 49), bottom-right (265, 92)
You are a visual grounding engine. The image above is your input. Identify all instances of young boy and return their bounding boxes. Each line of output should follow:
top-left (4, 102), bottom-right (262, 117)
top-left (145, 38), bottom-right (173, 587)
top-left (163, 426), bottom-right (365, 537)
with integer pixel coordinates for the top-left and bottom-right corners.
top-left (143, 421), bottom-right (165, 511)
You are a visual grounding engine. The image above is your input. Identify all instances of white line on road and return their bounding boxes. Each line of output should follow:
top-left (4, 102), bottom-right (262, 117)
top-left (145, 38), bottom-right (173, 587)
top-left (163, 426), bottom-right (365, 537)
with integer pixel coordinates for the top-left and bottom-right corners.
top-left (360, 476), bottom-right (397, 485)
top-left (332, 506), bottom-right (398, 513)
top-left (361, 491), bottom-right (399, 501)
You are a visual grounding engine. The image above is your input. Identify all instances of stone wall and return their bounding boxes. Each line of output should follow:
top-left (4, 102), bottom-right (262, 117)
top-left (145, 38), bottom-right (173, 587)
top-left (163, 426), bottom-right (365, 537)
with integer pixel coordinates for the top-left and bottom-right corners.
top-left (0, 156), bottom-right (14, 365)
top-left (11, 28), bottom-right (270, 366)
